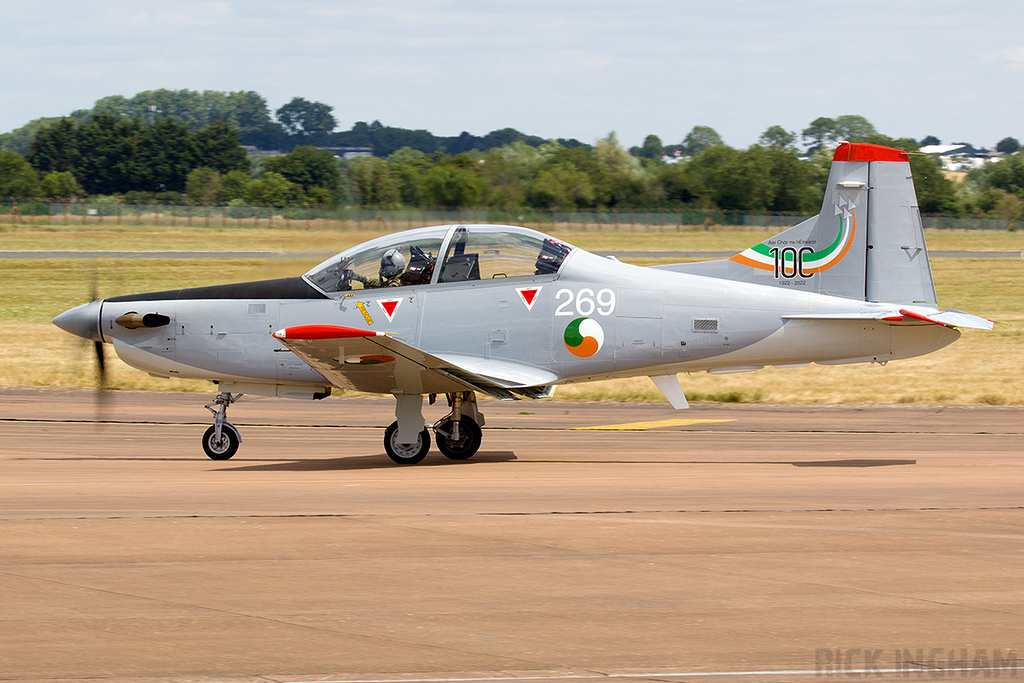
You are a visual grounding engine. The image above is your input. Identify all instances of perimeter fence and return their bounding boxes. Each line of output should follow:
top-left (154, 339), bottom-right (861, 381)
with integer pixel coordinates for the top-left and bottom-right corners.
top-left (0, 200), bottom-right (1016, 232)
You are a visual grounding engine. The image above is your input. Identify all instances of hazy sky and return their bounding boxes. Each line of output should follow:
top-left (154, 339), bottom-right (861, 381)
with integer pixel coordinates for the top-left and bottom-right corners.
top-left (4, 0), bottom-right (1022, 149)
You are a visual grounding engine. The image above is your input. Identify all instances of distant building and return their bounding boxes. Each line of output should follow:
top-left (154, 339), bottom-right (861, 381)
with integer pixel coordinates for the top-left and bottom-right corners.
top-left (918, 144), bottom-right (994, 171)
top-left (660, 150), bottom-right (685, 165)
top-left (317, 146), bottom-right (374, 160)
top-left (242, 146), bottom-right (285, 157)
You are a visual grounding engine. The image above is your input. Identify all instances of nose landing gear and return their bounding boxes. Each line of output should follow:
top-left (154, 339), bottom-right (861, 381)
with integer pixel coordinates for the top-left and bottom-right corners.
top-left (202, 392), bottom-right (242, 460)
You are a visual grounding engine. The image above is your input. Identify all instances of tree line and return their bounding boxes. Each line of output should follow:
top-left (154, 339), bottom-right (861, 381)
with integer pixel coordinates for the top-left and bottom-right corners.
top-left (0, 89), bottom-right (584, 157)
top-left (1, 101), bottom-right (1022, 221)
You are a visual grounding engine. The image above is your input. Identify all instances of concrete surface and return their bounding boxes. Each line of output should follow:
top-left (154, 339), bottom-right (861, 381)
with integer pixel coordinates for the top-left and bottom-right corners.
top-left (0, 387), bottom-right (1022, 682)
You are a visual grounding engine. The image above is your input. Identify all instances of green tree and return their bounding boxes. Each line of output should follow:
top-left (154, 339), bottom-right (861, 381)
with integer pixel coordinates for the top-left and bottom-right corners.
top-left (833, 115), bottom-right (877, 142)
top-left (653, 164), bottom-right (704, 206)
top-left (480, 147), bottom-right (527, 208)
top-left (978, 152), bottom-right (1024, 198)
top-left (263, 146), bottom-right (340, 199)
top-left (227, 90), bottom-right (279, 148)
top-left (185, 167), bottom-right (224, 204)
top-left (305, 187), bottom-right (334, 206)
top-left (92, 89), bottom-right (281, 148)
top-left (347, 156), bottom-right (398, 206)
top-left (495, 140), bottom-right (544, 169)
top-left (920, 135), bottom-right (941, 147)
top-left (996, 137), bottom-right (1021, 154)
top-left (40, 171), bottom-right (83, 199)
top-left (801, 117), bottom-right (837, 153)
top-left (758, 125), bottom-right (795, 149)
top-left (220, 170), bottom-right (251, 202)
top-left (636, 134), bottom-right (664, 160)
top-left (909, 154), bottom-right (960, 213)
top-left (244, 171), bottom-right (302, 205)
top-left (276, 97), bottom-right (337, 142)
top-left (131, 118), bottom-right (196, 193)
top-left (385, 147), bottom-right (431, 205)
top-left (526, 162), bottom-right (595, 209)
top-left (75, 114), bottom-right (141, 195)
top-left (422, 163), bottom-right (486, 208)
top-left (0, 151), bottom-right (42, 198)
top-left (802, 115), bottom-right (877, 153)
top-left (763, 147), bottom-right (817, 212)
top-left (688, 146), bottom-right (775, 211)
top-left (1, 117), bottom-right (71, 154)
top-left (193, 122), bottom-right (249, 174)
top-left (682, 126), bottom-right (723, 156)
top-left (26, 118), bottom-right (81, 172)
top-left (592, 132), bottom-right (650, 206)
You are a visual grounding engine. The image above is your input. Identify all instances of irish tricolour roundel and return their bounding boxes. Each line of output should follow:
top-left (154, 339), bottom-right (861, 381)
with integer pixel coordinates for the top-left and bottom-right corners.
top-left (564, 317), bottom-right (604, 358)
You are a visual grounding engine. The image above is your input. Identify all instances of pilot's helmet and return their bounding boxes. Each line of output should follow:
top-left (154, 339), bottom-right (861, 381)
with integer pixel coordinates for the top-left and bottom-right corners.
top-left (379, 248), bottom-right (406, 279)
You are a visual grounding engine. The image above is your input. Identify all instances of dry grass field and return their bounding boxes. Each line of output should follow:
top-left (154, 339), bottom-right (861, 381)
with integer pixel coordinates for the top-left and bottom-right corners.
top-left (1, 221), bottom-right (1021, 405)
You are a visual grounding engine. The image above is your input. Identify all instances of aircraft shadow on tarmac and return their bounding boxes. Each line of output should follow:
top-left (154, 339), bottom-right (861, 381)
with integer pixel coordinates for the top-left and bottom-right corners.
top-left (217, 451), bottom-right (518, 472)
top-left (511, 458), bottom-right (917, 467)
top-left (217, 455), bottom-right (916, 472)
top-left (790, 458), bottom-right (916, 467)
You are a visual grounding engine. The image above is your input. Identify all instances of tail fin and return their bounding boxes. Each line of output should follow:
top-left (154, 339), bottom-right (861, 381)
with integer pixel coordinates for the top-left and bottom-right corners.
top-left (666, 142), bottom-right (937, 305)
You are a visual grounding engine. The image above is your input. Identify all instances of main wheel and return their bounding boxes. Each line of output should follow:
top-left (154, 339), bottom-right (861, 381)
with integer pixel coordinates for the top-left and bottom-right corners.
top-left (203, 423), bottom-right (240, 460)
top-left (384, 421), bottom-right (430, 464)
top-left (434, 416), bottom-right (482, 460)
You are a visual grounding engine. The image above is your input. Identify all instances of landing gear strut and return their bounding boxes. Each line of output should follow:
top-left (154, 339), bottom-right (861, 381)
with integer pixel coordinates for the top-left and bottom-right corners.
top-left (433, 392), bottom-right (483, 461)
top-left (203, 392), bottom-right (241, 460)
top-left (384, 391), bottom-right (485, 465)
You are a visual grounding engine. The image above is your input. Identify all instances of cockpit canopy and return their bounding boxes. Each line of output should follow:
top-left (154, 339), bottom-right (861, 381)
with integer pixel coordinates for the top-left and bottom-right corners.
top-left (303, 224), bottom-right (574, 295)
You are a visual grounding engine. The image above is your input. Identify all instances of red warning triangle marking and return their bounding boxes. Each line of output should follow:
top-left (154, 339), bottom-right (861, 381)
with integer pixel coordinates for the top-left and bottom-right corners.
top-left (516, 286), bottom-right (541, 311)
top-left (377, 298), bottom-right (401, 322)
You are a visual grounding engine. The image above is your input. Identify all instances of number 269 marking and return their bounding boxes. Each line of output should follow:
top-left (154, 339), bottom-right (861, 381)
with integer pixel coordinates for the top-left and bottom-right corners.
top-left (555, 288), bottom-right (616, 316)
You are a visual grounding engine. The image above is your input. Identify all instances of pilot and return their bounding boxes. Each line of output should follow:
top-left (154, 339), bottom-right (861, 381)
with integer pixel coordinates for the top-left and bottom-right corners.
top-left (378, 248), bottom-right (406, 286)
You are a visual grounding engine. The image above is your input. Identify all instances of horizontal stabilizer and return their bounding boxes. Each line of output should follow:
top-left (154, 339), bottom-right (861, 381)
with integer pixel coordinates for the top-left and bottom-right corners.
top-left (782, 307), bottom-right (994, 330)
top-left (915, 308), bottom-right (995, 330)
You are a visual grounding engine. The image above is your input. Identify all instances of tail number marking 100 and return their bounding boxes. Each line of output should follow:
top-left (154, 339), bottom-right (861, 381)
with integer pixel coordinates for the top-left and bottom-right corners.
top-left (555, 288), bottom-right (616, 316)
top-left (769, 246), bottom-right (815, 279)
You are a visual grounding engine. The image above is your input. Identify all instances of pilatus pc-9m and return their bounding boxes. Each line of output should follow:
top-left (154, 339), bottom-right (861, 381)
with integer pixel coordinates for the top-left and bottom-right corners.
top-left (54, 143), bottom-right (993, 463)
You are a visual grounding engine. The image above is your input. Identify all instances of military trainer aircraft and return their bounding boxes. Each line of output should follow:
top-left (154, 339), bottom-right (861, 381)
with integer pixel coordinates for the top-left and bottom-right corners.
top-left (53, 142), bottom-right (993, 463)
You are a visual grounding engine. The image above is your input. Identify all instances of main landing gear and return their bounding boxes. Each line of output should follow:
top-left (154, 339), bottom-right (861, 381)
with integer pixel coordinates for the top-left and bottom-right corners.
top-left (384, 391), bottom-right (484, 465)
top-left (202, 392), bottom-right (242, 460)
top-left (197, 390), bottom-right (485, 464)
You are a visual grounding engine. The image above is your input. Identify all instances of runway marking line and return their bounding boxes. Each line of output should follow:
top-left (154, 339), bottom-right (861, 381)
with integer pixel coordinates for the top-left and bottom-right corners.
top-left (574, 418), bottom-right (735, 431)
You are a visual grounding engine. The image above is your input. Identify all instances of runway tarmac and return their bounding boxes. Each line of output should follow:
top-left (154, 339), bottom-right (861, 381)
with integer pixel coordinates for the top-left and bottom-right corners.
top-left (1, 387), bottom-right (1022, 682)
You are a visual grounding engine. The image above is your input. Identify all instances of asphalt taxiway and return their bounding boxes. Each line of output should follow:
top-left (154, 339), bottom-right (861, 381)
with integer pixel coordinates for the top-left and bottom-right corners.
top-left (1, 387), bottom-right (1022, 683)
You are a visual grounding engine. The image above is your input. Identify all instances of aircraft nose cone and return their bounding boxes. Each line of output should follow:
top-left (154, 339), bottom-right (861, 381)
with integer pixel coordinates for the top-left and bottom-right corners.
top-left (53, 300), bottom-right (103, 342)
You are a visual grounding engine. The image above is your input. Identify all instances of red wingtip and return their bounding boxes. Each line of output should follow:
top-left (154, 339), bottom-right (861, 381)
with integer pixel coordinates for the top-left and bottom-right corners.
top-left (833, 142), bottom-right (909, 163)
top-left (274, 325), bottom-right (381, 340)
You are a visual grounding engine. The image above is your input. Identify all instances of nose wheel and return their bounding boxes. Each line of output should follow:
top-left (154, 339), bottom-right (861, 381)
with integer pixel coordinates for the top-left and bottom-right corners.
top-left (203, 422), bottom-right (240, 460)
top-left (203, 392), bottom-right (242, 460)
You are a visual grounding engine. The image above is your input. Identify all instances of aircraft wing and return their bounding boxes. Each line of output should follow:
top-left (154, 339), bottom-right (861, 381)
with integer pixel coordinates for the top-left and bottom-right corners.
top-left (783, 308), bottom-right (994, 330)
top-left (272, 324), bottom-right (558, 399)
